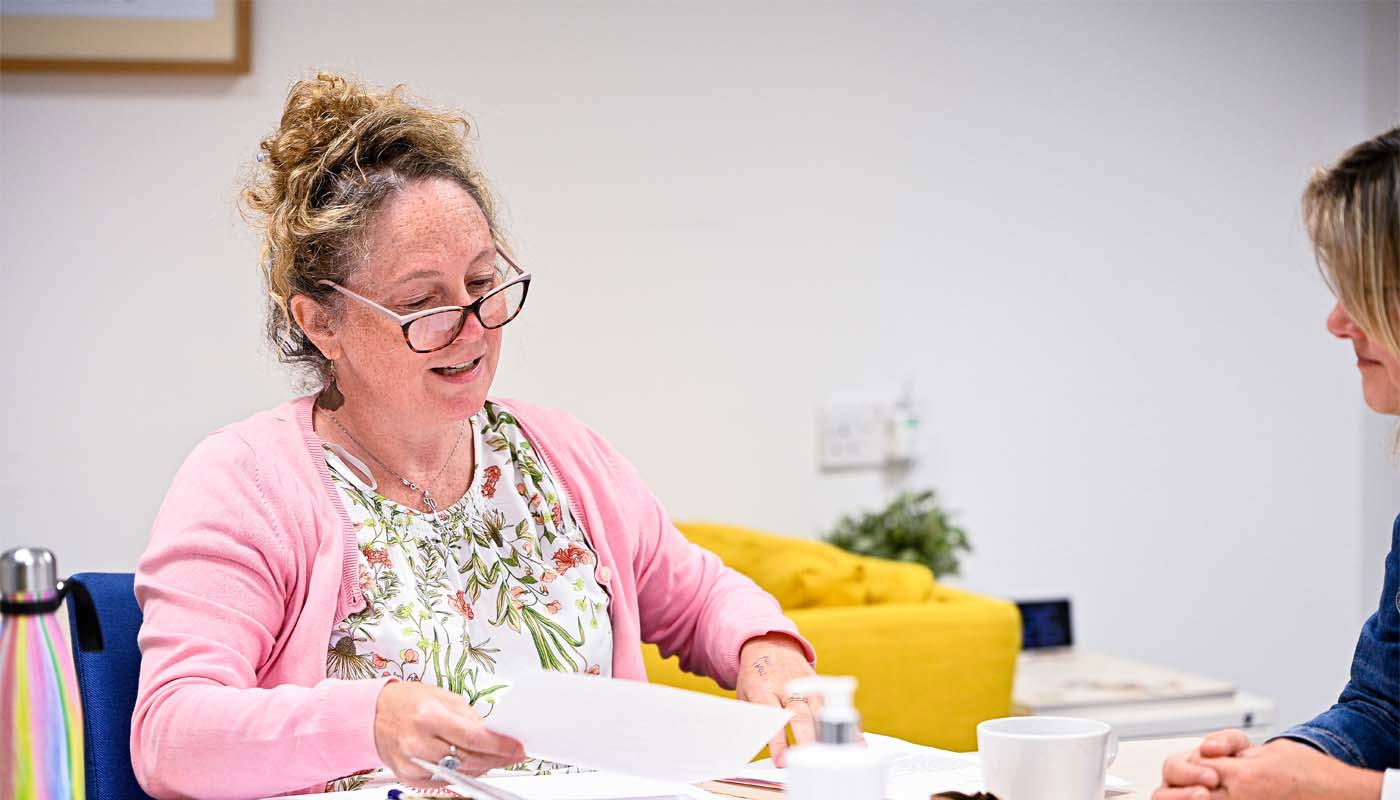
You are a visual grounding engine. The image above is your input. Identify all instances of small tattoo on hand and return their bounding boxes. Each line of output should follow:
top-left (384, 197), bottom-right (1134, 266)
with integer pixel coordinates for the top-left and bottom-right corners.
top-left (753, 655), bottom-right (771, 676)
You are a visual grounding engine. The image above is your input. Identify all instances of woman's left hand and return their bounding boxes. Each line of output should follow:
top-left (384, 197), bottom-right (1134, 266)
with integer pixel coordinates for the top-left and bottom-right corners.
top-left (735, 632), bottom-right (821, 767)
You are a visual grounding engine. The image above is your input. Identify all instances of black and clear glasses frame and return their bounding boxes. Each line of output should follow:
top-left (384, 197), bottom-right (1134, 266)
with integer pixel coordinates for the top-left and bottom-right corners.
top-left (318, 246), bottom-right (532, 354)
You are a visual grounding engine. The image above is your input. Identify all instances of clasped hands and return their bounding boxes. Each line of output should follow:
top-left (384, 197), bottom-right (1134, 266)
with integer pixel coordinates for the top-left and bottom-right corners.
top-left (1153, 729), bottom-right (1383, 800)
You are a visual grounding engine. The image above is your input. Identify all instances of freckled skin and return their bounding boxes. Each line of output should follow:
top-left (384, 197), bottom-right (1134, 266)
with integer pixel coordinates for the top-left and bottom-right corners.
top-left (292, 177), bottom-right (501, 490)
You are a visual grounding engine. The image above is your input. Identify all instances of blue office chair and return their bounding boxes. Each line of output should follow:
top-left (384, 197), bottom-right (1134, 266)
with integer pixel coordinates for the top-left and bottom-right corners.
top-left (65, 571), bottom-right (154, 800)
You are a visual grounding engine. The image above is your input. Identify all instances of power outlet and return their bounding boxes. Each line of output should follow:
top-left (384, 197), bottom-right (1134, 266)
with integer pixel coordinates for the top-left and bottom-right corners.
top-left (818, 401), bottom-right (887, 470)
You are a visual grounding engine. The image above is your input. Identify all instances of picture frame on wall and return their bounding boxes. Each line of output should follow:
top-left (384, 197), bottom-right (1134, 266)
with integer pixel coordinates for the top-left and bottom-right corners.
top-left (0, 0), bottom-right (250, 74)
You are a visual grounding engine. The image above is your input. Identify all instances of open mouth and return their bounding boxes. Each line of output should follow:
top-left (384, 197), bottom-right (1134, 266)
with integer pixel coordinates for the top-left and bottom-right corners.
top-left (431, 356), bottom-right (482, 377)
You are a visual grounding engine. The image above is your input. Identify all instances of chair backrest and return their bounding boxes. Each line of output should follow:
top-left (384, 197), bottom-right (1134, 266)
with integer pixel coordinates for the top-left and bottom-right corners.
top-left (66, 572), bottom-right (153, 800)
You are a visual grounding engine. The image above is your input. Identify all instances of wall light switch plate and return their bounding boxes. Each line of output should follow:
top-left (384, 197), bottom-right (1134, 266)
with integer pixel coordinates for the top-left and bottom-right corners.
top-left (818, 400), bottom-right (887, 470)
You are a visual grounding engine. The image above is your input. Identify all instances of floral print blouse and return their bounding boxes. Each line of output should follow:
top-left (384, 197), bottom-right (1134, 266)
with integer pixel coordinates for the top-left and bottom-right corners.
top-left (323, 402), bottom-right (613, 789)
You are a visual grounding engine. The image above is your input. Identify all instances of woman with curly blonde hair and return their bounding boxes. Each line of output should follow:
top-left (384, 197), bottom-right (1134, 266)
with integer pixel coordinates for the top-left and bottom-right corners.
top-left (1154, 127), bottom-right (1400, 800)
top-left (131, 73), bottom-right (819, 799)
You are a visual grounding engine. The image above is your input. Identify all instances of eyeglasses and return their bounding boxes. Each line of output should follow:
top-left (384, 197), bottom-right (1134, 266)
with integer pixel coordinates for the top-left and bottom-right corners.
top-left (318, 245), bottom-right (532, 353)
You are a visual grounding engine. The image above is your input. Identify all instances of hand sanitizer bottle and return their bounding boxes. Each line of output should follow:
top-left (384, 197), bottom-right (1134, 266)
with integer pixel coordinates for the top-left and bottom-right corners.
top-left (783, 676), bottom-right (884, 800)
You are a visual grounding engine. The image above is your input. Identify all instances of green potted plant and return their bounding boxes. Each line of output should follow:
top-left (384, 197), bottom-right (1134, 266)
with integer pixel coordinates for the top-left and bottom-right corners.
top-left (824, 489), bottom-right (971, 578)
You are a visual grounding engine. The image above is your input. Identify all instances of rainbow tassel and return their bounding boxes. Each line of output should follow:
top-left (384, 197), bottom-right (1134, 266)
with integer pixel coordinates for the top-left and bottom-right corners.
top-left (1, 597), bottom-right (85, 800)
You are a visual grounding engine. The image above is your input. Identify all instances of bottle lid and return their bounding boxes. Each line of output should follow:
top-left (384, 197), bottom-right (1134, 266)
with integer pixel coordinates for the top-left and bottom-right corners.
top-left (1, 547), bottom-right (60, 603)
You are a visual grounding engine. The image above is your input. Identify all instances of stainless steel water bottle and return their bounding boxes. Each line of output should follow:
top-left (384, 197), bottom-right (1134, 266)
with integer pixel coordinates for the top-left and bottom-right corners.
top-left (1, 547), bottom-right (87, 799)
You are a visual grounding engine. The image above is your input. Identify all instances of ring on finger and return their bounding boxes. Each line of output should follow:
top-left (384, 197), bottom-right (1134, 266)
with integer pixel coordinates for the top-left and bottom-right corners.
top-left (438, 743), bottom-right (461, 772)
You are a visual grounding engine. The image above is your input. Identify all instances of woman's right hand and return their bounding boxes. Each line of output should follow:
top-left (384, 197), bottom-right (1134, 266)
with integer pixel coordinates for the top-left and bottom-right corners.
top-left (373, 680), bottom-right (526, 784)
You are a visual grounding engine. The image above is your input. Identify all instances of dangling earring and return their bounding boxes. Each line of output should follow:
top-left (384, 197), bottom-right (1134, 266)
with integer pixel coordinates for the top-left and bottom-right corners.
top-left (318, 363), bottom-right (345, 411)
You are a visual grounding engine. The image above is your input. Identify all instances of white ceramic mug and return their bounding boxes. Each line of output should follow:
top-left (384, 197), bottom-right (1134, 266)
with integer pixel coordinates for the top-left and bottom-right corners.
top-left (976, 716), bottom-right (1118, 800)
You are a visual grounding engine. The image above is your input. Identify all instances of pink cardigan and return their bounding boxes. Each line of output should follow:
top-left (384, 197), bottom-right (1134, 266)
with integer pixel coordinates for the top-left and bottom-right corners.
top-left (132, 395), bottom-right (811, 800)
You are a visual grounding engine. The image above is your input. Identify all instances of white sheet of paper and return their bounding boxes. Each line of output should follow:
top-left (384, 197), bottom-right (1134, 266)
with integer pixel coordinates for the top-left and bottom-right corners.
top-left (738, 732), bottom-right (982, 797)
top-left (273, 772), bottom-right (725, 800)
top-left (479, 769), bottom-right (722, 799)
top-left (484, 671), bottom-right (792, 784)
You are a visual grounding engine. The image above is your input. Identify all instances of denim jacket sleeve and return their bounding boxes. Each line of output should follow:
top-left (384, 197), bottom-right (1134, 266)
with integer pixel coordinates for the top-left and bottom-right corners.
top-left (1272, 516), bottom-right (1400, 770)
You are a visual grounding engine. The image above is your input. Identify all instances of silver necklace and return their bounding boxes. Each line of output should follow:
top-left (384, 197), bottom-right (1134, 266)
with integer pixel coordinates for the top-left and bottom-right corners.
top-left (326, 412), bottom-right (467, 519)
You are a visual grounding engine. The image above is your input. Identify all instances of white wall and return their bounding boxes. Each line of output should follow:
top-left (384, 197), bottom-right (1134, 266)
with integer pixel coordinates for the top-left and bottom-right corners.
top-left (2, 1), bottom-right (1394, 733)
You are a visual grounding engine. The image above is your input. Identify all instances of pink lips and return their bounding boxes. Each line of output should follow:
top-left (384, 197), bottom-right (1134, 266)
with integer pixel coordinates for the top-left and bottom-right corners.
top-left (1356, 349), bottom-right (1385, 368)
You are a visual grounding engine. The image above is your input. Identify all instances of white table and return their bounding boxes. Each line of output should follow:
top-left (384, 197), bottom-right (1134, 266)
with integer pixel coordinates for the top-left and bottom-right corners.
top-left (698, 736), bottom-right (1199, 799)
top-left (291, 737), bottom-right (1202, 799)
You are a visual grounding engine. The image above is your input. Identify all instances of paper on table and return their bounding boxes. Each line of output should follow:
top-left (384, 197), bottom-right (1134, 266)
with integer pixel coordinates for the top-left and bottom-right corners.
top-left (734, 732), bottom-right (1132, 799)
top-left (483, 671), bottom-right (792, 784)
top-left (477, 769), bottom-right (724, 799)
top-left (273, 771), bottom-right (725, 800)
top-left (736, 732), bottom-right (982, 798)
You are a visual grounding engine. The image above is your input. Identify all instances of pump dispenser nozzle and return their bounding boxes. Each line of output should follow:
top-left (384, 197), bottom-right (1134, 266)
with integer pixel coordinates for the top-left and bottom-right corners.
top-left (787, 675), bottom-right (861, 745)
top-left (782, 675), bottom-right (883, 800)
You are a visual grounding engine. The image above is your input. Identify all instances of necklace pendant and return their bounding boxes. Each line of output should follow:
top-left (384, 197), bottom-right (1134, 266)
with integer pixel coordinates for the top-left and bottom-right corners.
top-left (423, 494), bottom-right (448, 525)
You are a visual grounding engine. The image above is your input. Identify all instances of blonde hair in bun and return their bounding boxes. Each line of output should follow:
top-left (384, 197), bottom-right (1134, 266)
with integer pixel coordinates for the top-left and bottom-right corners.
top-left (242, 71), bottom-right (501, 385)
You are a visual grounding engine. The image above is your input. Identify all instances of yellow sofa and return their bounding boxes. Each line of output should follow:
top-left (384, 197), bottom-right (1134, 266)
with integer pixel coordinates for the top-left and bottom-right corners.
top-left (642, 522), bottom-right (1021, 752)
